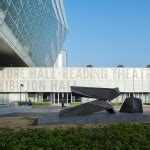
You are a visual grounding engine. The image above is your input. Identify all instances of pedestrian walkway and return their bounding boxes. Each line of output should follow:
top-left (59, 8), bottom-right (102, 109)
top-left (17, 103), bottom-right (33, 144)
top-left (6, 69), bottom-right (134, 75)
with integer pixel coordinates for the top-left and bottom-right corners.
top-left (0, 106), bottom-right (31, 115)
top-left (1, 105), bottom-right (150, 125)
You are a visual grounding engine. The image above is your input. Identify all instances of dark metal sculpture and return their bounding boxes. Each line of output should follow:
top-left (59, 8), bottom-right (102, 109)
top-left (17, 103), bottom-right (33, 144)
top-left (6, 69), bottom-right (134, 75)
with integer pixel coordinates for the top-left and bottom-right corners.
top-left (120, 97), bottom-right (143, 113)
top-left (59, 86), bottom-right (120, 117)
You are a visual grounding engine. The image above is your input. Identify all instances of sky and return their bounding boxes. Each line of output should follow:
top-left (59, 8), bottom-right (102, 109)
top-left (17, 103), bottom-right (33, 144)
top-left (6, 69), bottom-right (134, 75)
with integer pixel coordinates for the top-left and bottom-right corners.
top-left (63, 0), bottom-right (150, 67)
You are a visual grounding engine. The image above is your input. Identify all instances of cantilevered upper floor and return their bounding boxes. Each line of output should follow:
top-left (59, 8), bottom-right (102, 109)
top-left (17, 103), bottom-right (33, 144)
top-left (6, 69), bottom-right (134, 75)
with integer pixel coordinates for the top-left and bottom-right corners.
top-left (0, 0), bottom-right (68, 67)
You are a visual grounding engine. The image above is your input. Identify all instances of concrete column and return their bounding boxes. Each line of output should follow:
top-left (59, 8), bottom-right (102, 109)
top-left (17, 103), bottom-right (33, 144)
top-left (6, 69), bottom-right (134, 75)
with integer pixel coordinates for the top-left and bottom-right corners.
top-left (54, 93), bottom-right (55, 104)
top-left (138, 93), bottom-right (140, 98)
top-left (142, 93), bottom-right (144, 100)
top-left (41, 93), bottom-right (43, 102)
top-left (121, 94), bottom-right (123, 103)
top-left (144, 94), bottom-right (146, 103)
top-left (67, 93), bottom-right (68, 104)
top-left (26, 92), bottom-right (29, 102)
top-left (71, 93), bottom-right (72, 103)
top-left (58, 93), bottom-right (60, 104)
top-left (36, 93), bottom-right (38, 102)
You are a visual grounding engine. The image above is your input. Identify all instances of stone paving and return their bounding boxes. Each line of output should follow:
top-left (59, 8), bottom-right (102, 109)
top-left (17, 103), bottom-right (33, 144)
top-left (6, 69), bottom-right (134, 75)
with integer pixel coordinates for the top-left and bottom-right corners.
top-left (0, 106), bottom-right (31, 115)
top-left (1, 105), bottom-right (150, 125)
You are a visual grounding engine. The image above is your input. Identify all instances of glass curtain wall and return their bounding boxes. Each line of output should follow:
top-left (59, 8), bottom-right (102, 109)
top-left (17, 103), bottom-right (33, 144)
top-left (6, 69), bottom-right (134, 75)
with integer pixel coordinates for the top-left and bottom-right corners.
top-left (0, 0), bottom-right (67, 66)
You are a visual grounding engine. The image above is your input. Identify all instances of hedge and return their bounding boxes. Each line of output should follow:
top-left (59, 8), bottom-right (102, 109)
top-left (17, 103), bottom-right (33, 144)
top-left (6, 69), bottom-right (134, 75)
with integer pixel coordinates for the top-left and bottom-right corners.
top-left (17, 101), bottom-right (51, 106)
top-left (0, 123), bottom-right (150, 149)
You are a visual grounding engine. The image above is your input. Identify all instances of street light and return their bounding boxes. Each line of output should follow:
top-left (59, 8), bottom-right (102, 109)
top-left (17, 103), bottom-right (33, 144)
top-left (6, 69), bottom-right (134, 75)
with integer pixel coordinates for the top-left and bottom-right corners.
top-left (25, 90), bottom-right (27, 105)
top-left (20, 84), bottom-right (24, 106)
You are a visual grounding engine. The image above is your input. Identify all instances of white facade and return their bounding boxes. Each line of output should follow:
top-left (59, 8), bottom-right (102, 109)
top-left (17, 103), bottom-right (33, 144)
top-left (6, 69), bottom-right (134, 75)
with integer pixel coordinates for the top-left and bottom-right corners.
top-left (0, 67), bottom-right (150, 104)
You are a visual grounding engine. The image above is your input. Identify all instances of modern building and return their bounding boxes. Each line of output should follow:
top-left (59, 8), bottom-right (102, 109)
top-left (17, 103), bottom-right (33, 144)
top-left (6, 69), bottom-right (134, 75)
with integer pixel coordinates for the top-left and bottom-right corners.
top-left (0, 1), bottom-right (150, 105)
top-left (0, 0), bottom-right (68, 67)
top-left (0, 67), bottom-right (150, 104)
top-left (54, 50), bottom-right (67, 67)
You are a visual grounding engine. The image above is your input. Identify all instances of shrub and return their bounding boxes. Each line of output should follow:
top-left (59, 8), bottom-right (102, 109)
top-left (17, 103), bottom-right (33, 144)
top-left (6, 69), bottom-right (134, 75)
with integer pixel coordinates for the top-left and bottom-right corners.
top-left (32, 102), bottom-right (51, 106)
top-left (143, 103), bottom-right (150, 105)
top-left (16, 101), bottom-right (51, 106)
top-left (0, 123), bottom-right (150, 149)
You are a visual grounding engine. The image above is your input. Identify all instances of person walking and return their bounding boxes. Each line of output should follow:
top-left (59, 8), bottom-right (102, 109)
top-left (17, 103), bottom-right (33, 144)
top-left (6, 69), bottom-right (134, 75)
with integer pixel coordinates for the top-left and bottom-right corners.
top-left (61, 99), bottom-right (64, 109)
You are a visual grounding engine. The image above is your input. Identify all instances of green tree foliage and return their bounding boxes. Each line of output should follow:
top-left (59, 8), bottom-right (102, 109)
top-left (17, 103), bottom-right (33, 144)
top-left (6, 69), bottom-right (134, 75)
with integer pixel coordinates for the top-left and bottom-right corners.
top-left (86, 64), bottom-right (93, 67)
top-left (146, 65), bottom-right (150, 68)
top-left (117, 65), bottom-right (124, 68)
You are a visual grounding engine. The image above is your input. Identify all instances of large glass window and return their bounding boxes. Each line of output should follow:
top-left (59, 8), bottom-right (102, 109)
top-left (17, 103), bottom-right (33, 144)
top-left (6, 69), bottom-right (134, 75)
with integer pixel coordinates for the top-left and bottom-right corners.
top-left (2, 0), bottom-right (67, 67)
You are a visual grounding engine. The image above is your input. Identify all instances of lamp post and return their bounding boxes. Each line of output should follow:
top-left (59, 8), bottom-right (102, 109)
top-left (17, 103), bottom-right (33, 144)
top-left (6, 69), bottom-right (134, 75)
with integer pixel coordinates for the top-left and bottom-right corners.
top-left (25, 90), bottom-right (27, 105)
top-left (20, 84), bottom-right (24, 106)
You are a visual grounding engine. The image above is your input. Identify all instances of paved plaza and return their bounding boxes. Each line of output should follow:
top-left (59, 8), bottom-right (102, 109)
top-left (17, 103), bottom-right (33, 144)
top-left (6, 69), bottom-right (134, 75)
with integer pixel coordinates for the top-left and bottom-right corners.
top-left (0, 105), bottom-right (150, 125)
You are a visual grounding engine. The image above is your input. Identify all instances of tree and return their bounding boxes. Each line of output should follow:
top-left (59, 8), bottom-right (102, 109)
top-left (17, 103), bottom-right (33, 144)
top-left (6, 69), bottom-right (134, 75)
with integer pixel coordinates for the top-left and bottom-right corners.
top-left (86, 64), bottom-right (93, 67)
top-left (117, 65), bottom-right (124, 68)
top-left (146, 65), bottom-right (150, 68)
